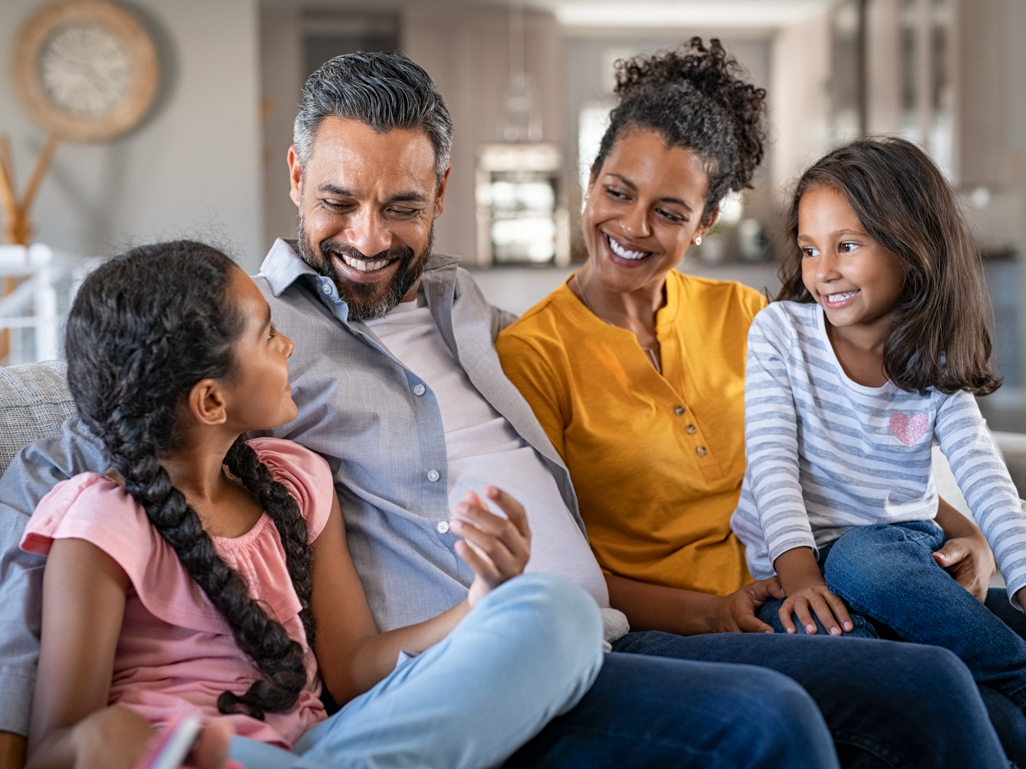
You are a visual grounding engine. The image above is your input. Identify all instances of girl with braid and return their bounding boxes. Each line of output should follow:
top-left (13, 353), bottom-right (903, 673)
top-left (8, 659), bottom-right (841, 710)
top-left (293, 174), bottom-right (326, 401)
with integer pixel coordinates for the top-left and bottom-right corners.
top-left (21, 241), bottom-right (602, 769)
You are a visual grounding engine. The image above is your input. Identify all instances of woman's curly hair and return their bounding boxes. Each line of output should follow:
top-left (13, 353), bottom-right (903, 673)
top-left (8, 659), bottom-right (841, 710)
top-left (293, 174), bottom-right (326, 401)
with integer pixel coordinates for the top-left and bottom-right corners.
top-left (64, 240), bottom-right (315, 719)
top-left (591, 37), bottom-right (768, 226)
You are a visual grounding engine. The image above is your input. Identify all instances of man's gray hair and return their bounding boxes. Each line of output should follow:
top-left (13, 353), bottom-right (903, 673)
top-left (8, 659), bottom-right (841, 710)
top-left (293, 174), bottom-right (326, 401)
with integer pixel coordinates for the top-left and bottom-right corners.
top-left (293, 52), bottom-right (453, 182)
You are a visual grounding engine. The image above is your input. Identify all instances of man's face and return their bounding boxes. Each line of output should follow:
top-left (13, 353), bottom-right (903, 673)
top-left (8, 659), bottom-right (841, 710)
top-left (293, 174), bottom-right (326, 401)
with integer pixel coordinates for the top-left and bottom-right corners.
top-left (288, 117), bottom-right (448, 321)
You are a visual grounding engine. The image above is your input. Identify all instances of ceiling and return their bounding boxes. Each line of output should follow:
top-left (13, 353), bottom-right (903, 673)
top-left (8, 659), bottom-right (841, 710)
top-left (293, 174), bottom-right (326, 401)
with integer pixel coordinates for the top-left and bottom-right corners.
top-left (262, 0), bottom-right (837, 31)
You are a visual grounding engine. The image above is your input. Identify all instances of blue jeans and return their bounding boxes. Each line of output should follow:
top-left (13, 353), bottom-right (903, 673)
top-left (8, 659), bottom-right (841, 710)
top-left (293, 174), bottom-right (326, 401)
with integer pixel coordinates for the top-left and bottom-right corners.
top-left (759, 521), bottom-right (1026, 765)
top-left (612, 629), bottom-right (1010, 769)
top-left (230, 572), bottom-right (839, 769)
top-left (230, 573), bottom-right (603, 769)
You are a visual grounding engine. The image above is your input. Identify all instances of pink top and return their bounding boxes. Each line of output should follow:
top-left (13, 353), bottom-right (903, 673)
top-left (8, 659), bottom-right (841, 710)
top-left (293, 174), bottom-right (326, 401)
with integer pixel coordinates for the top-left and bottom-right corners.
top-left (21, 438), bottom-right (332, 748)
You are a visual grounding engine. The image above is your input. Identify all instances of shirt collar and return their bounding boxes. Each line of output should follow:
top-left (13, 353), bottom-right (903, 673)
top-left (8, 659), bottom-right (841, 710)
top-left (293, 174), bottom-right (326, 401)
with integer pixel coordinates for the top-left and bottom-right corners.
top-left (258, 238), bottom-right (317, 297)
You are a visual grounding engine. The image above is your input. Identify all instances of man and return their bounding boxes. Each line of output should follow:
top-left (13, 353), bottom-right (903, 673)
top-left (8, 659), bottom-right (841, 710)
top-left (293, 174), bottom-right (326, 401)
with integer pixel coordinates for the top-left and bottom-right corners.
top-left (0, 52), bottom-right (1011, 768)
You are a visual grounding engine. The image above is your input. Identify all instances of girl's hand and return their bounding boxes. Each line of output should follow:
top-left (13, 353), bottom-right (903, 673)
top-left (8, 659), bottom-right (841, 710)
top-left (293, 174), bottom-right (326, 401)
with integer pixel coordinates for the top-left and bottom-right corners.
top-left (59, 707), bottom-right (232, 769)
top-left (712, 578), bottom-right (785, 633)
top-left (778, 586), bottom-right (853, 636)
top-left (450, 487), bottom-right (531, 607)
top-left (66, 706), bottom-right (154, 769)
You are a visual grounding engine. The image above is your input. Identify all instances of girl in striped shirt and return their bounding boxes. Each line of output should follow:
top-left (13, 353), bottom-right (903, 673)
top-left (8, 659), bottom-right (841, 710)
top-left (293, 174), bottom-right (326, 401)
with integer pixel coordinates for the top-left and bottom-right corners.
top-left (730, 137), bottom-right (1026, 709)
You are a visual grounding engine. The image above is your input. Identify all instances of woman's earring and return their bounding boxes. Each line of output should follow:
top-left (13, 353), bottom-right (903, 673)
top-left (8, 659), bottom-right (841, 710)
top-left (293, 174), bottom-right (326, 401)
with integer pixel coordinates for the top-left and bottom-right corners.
top-left (694, 236), bottom-right (703, 246)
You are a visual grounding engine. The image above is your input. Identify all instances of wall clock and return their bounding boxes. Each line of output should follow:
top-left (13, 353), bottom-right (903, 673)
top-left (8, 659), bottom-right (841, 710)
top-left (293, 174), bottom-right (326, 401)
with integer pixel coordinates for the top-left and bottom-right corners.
top-left (10, 0), bottom-right (160, 142)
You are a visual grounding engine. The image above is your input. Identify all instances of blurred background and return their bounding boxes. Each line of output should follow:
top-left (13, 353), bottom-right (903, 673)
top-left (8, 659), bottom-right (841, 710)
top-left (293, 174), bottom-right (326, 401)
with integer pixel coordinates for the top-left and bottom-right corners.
top-left (1, 0), bottom-right (1025, 426)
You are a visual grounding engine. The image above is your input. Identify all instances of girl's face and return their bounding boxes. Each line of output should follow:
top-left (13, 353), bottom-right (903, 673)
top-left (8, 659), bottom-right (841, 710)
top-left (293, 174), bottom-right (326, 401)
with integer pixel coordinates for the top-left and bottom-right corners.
top-left (221, 267), bottom-right (298, 432)
top-left (582, 128), bottom-right (712, 294)
top-left (798, 184), bottom-right (905, 341)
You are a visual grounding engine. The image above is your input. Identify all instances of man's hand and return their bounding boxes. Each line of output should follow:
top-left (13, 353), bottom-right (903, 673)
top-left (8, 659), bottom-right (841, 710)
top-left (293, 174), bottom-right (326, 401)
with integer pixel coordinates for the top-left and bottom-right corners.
top-left (450, 487), bottom-right (531, 607)
top-left (932, 537), bottom-right (995, 603)
top-left (710, 577), bottom-right (785, 633)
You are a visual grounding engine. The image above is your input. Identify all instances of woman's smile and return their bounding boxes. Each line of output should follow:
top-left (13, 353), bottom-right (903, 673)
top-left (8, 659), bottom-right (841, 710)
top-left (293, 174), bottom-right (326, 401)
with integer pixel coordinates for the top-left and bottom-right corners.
top-left (603, 232), bottom-right (655, 264)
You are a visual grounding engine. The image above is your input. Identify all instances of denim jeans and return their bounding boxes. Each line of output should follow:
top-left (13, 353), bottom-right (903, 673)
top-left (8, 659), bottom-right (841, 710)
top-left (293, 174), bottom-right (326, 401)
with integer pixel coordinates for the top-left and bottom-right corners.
top-left (230, 572), bottom-right (840, 769)
top-left (759, 520), bottom-right (1026, 765)
top-left (612, 629), bottom-right (1010, 769)
top-left (229, 573), bottom-right (603, 769)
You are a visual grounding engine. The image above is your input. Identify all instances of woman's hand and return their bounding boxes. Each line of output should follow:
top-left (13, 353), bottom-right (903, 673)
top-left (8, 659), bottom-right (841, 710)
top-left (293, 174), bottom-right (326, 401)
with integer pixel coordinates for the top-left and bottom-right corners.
top-left (933, 497), bottom-right (995, 603)
top-left (778, 586), bottom-right (853, 636)
top-left (450, 487), bottom-right (532, 607)
top-left (710, 577), bottom-right (785, 633)
top-left (932, 538), bottom-right (994, 603)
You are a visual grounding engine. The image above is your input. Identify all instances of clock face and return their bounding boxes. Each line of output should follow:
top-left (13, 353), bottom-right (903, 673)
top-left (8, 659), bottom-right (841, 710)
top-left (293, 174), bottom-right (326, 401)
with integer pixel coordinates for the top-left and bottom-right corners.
top-left (11, 1), bottom-right (160, 142)
top-left (40, 24), bottom-right (133, 116)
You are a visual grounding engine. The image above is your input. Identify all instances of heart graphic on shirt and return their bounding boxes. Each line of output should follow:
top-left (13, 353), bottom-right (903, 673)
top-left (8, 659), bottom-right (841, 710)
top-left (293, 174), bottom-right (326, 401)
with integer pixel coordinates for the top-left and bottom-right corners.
top-left (889, 412), bottom-right (929, 447)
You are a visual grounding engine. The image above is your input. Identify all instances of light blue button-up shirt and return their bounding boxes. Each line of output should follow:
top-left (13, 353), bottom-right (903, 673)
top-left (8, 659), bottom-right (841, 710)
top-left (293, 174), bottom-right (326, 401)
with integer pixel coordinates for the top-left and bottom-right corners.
top-left (254, 239), bottom-right (584, 632)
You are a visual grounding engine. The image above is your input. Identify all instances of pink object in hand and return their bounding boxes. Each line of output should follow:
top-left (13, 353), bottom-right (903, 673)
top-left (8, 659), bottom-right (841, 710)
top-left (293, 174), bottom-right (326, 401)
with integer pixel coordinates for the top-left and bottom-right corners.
top-left (890, 412), bottom-right (929, 447)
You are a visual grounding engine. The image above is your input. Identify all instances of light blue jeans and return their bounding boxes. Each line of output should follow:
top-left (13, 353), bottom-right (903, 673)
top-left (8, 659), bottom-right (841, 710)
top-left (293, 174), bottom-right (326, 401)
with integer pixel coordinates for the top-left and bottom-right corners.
top-left (229, 573), bottom-right (603, 769)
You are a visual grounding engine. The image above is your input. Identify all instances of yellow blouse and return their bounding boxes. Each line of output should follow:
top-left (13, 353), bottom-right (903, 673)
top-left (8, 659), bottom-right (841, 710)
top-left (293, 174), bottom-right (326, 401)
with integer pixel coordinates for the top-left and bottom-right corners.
top-left (497, 270), bottom-right (766, 596)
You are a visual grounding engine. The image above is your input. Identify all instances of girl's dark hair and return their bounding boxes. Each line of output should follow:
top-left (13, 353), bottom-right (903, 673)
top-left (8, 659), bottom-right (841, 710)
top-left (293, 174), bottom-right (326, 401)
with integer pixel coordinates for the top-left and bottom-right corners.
top-left (64, 240), bottom-right (315, 719)
top-left (592, 37), bottom-right (768, 226)
top-left (778, 137), bottom-right (1000, 396)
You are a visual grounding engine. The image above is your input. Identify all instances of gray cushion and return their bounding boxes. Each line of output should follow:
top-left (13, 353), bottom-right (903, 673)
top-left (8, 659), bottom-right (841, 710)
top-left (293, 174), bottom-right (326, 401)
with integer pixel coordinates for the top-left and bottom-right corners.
top-left (0, 361), bottom-right (76, 477)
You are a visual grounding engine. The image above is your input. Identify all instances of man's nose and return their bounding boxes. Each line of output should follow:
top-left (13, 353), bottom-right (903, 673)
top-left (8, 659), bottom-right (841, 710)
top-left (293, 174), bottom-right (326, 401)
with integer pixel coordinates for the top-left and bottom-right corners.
top-left (344, 208), bottom-right (392, 255)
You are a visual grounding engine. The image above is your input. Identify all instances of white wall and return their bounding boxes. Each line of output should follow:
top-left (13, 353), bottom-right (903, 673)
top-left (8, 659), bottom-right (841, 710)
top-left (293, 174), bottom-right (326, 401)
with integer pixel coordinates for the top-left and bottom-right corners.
top-left (402, 4), bottom-right (563, 263)
top-left (0, 0), bottom-right (265, 272)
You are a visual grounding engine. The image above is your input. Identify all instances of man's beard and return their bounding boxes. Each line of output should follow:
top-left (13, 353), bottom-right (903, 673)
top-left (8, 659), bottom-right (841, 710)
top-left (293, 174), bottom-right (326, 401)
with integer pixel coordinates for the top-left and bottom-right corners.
top-left (296, 215), bottom-right (433, 322)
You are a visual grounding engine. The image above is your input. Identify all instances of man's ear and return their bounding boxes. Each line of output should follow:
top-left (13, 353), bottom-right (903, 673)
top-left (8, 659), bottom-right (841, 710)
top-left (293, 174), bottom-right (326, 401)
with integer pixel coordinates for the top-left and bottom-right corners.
top-left (433, 166), bottom-right (451, 219)
top-left (288, 146), bottom-right (303, 208)
top-left (187, 379), bottom-right (228, 427)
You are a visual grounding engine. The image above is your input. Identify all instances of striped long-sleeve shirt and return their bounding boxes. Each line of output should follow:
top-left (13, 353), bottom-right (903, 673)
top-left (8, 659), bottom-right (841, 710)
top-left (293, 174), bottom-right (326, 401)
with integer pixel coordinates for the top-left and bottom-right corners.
top-left (729, 301), bottom-right (1026, 605)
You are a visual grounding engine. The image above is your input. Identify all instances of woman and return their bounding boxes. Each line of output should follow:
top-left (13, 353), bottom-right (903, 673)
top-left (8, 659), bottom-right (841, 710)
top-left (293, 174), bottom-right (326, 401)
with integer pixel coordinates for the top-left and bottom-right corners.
top-left (497, 37), bottom-right (1021, 766)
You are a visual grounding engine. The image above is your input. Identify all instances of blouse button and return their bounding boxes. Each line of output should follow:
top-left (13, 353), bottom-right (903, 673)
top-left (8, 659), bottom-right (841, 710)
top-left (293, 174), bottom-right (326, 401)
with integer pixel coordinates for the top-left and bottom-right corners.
top-left (427, 469), bottom-right (441, 482)
top-left (413, 383), bottom-right (426, 396)
top-left (321, 282), bottom-right (332, 295)
top-left (674, 405), bottom-right (685, 416)
top-left (686, 424), bottom-right (697, 434)
top-left (436, 521), bottom-right (450, 534)
top-left (696, 446), bottom-right (707, 457)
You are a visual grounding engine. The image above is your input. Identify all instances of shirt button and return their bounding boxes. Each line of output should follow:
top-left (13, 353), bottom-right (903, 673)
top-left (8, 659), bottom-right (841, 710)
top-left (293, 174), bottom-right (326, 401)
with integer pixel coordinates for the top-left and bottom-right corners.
top-left (696, 446), bottom-right (707, 457)
top-left (436, 521), bottom-right (450, 534)
top-left (413, 384), bottom-right (426, 396)
top-left (686, 424), bottom-right (697, 434)
top-left (321, 282), bottom-right (332, 295)
top-left (427, 469), bottom-right (441, 482)
top-left (674, 405), bottom-right (685, 416)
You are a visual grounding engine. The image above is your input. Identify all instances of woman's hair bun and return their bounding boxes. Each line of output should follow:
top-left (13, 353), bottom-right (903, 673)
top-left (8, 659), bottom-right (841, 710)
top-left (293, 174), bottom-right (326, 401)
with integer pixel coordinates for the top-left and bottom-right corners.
top-left (594, 37), bottom-right (767, 217)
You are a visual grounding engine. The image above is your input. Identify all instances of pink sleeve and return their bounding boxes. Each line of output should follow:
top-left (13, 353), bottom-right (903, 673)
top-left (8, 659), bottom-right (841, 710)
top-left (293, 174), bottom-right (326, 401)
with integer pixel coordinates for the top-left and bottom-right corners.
top-left (22, 473), bottom-right (159, 560)
top-left (20, 474), bottom-right (229, 634)
top-left (247, 438), bottom-right (334, 541)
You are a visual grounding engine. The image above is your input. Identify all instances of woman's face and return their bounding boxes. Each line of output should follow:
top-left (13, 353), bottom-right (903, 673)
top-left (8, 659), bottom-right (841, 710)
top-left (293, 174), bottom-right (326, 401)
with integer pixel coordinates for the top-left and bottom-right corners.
top-left (582, 128), bottom-right (712, 294)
